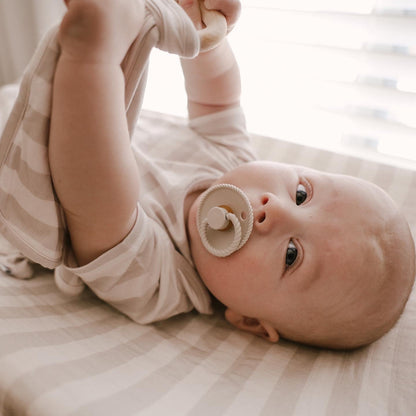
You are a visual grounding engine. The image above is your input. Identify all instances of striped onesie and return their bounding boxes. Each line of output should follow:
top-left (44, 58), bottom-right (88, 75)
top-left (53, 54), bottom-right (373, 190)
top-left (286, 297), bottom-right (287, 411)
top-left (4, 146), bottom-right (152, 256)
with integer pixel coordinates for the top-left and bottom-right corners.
top-left (0, 0), bottom-right (256, 323)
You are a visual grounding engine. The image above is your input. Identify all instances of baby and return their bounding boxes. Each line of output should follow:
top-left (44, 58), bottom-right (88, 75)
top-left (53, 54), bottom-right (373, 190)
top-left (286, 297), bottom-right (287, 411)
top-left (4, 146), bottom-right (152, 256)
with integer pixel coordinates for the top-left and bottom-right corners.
top-left (46, 0), bottom-right (416, 349)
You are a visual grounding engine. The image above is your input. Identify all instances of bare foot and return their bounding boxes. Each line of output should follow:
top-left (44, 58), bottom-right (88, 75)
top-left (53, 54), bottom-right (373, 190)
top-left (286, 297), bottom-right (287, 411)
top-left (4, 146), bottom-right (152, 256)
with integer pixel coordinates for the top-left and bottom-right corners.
top-left (59, 0), bottom-right (145, 64)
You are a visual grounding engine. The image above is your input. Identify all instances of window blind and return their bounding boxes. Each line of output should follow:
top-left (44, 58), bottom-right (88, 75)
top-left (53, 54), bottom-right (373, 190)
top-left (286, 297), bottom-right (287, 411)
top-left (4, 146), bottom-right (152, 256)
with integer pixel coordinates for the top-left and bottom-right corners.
top-left (235, 0), bottom-right (416, 167)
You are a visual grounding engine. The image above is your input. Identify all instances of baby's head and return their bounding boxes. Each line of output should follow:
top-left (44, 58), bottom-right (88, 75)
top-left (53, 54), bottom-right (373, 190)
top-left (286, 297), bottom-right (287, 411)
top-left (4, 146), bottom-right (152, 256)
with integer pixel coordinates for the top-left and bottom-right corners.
top-left (188, 161), bottom-right (416, 349)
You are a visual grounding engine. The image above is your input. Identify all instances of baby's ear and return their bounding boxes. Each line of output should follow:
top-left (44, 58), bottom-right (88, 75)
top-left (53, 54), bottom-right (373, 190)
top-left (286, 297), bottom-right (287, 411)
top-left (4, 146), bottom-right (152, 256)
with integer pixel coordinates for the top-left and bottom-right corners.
top-left (225, 308), bottom-right (279, 343)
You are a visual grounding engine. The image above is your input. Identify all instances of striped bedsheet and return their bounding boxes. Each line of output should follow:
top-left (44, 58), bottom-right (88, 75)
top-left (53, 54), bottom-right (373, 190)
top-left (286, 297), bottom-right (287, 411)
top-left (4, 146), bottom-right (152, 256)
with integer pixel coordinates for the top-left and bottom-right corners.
top-left (1, 98), bottom-right (415, 414)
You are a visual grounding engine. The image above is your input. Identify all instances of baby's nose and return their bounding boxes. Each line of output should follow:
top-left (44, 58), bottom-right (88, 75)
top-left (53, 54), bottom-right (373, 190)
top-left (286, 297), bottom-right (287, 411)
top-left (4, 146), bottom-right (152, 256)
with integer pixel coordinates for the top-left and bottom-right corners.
top-left (254, 193), bottom-right (296, 233)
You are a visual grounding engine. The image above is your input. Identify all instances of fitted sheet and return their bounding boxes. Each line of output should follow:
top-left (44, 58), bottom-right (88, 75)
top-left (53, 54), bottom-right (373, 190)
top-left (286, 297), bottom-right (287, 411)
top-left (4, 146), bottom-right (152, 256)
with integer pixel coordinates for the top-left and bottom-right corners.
top-left (0, 86), bottom-right (415, 416)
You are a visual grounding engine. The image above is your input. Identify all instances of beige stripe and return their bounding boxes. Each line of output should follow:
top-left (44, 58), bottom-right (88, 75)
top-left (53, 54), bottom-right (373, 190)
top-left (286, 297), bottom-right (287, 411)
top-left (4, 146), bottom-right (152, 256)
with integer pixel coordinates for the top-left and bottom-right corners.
top-left (59, 318), bottom-right (231, 416)
top-left (0, 305), bottom-right (109, 336)
top-left (5, 145), bottom-right (53, 198)
top-left (260, 344), bottom-right (320, 415)
top-left (0, 102), bottom-right (22, 165)
top-left (0, 314), bottom-right (137, 414)
top-left (0, 167), bottom-right (59, 226)
top-left (0, 295), bottom-right (100, 325)
top-left (325, 348), bottom-right (370, 416)
top-left (28, 75), bottom-right (53, 116)
top-left (82, 254), bottom-right (147, 292)
top-left (142, 171), bottom-right (177, 225)
top-left (187, 337), bottom-right (274, 416)
top-left (68, 243), bottom-right (140, 283)
top-left (26, 317), bottom-right (194, 415)
top-left (0, 291), bottom-right (68, 308)
top-left (0, 27), bottom-right (56, 166)
top-left (0, 280), bottom-right (55, 296)
top-left (122, 12), bottom-right (157, 133)
top-left (290, 352), bottom-right (343, 415)
top-left (35, 44), bottom-right (60, 84)
top-left (387, 301), bottom-right (416, 415)
top-left (222, 341), bottom-right (297, 415)
top-left (0, 321), bottom-right (152, 404)
top-left (0, 193), bottom-right (64, 256)
top-left (20, 105), bottom-right (51, 146)
top-left (10, 135), bottom-right (50, 175)
top-left (166, 140), bottom-right (204, 164)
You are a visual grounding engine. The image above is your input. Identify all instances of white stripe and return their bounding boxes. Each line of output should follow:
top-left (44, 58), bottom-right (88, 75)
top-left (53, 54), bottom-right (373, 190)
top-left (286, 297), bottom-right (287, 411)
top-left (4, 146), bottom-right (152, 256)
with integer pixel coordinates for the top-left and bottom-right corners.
top-left (0, 291), bottom-right (70, 308)
top-left (28, 76), bottom-right (53, 116)
top-left (0, 164), bottom-right (59, 227)
top-left (0, 305), bottom-right (111, 337)
top-left (356, 340), bottom-right (396, 415)
top-left (142, 330), bottom-right (250, 416)
top-left (28, 328), bottom-right (190, 416)
top-left (74, 245), bottom-right (138, 282)
top-left (0, 218), bottom-right (60, 262)
top-left (0, 322), bottom-right (152, 402)
top-left (223, 343), bottom-right (297, 415)
top-left (292, 352), bottom-right (347, 415)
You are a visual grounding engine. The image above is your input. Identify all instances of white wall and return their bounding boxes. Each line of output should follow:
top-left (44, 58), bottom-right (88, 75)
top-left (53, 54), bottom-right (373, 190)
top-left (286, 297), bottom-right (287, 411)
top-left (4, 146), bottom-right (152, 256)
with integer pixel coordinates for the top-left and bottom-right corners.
top-left (0, 0), bottom-right (65, 85)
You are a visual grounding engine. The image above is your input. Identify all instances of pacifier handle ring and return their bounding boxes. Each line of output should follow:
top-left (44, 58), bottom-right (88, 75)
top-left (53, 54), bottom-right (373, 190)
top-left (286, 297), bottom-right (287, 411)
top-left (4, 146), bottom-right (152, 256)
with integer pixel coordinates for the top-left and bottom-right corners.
top-left (198, 0), bottom-right (228, 52)
top-left (201, 212), bottom-right (242, 257)
top-left (176, 0), bottom-right (228, 52)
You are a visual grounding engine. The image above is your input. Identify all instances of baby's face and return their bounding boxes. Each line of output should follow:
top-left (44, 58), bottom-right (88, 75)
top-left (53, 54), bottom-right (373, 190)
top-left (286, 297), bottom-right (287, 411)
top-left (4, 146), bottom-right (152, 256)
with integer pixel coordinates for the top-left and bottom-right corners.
top-left (188, 161), bottom-right (404, 341)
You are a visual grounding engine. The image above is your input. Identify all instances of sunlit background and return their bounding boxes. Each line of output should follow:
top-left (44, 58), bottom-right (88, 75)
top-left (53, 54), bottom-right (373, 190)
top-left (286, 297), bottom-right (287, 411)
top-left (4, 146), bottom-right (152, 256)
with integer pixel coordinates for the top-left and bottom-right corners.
top-left (144, 0), bottom-right (416, 168)
top-left (1, 0), bottom-right (415, 168)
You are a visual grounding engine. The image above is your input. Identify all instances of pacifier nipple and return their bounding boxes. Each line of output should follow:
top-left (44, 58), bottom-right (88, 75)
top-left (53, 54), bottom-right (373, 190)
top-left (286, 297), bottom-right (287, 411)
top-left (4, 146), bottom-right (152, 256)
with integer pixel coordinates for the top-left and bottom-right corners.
top-left (197, 184), bottom-right (254, 257)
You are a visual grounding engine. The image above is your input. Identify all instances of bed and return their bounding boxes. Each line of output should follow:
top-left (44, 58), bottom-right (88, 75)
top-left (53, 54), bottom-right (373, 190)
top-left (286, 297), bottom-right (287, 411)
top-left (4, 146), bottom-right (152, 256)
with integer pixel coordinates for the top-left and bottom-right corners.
top-left (0, 82), bottom-right (415, 416)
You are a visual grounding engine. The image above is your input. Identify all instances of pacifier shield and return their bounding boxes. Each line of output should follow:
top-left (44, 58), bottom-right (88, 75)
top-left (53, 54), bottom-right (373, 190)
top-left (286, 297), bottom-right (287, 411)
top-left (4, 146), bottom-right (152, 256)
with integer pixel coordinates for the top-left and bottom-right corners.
top-left (197, 184), bottom-right (254, 257)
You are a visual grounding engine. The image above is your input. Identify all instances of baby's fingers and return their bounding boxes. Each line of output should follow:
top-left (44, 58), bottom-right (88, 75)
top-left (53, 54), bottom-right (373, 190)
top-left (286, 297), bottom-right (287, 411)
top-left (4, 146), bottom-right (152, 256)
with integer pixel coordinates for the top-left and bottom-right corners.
top-left (204, 0), bottom-right (241, 31)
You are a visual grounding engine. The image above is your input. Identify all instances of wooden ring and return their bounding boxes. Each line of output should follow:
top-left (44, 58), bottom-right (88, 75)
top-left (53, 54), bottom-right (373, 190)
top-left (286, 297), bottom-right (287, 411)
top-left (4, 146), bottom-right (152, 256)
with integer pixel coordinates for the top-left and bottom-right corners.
top-left (197, 0), bottom-right (227, 52)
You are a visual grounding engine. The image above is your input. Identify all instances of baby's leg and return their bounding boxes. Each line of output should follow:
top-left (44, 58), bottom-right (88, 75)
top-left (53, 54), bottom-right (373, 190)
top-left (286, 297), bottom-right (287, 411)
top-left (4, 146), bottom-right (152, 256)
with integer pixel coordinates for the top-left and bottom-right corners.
top-left (50, 0), bottom-right (145, 265)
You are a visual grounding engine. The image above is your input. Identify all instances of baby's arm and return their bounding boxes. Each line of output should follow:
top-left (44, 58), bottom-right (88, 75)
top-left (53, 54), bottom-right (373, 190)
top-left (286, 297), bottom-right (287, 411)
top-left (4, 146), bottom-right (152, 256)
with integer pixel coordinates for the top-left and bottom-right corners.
top-left (50, 0), bottom-right (144, 265)
top-left (179, 0), bottom-right (242, 118)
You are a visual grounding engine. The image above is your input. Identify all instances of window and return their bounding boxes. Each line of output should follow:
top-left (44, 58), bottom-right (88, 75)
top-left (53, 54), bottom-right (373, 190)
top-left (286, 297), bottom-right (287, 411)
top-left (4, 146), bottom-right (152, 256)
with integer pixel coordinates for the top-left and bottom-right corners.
top-left (143, 0), bottom-right (416, 168)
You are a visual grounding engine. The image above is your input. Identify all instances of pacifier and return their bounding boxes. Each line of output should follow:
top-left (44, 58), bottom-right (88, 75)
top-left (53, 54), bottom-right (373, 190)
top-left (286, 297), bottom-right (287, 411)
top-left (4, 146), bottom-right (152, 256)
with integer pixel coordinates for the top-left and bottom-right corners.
top-left (175, 0), bottom-right (228, 53)
top-left (197, 184), bottom-right (254, 257)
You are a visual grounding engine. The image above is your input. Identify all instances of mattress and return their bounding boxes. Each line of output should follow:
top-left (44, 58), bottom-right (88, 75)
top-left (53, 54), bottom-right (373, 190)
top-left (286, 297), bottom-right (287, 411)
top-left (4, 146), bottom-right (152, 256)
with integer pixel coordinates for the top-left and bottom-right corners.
top-left (1, 85), bottom-right (415, 416)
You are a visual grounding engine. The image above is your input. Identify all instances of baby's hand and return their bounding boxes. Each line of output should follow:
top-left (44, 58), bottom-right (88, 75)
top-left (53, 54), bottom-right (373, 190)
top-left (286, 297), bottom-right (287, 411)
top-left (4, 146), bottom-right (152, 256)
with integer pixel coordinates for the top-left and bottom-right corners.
top-left (205, 0), bottom-right (241, 33)
top-left (179, 0), bottom-right (241, 34)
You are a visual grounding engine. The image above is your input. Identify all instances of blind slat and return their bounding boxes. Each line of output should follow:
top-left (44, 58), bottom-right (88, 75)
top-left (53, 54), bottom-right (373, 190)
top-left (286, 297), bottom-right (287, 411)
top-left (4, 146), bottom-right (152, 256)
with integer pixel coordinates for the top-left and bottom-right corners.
top-left (245, 0), bottom-right (416, 16)
top-left (233, 2), bottom-right (416, 166)
top-left (237, 10), bottom-right (416, 56)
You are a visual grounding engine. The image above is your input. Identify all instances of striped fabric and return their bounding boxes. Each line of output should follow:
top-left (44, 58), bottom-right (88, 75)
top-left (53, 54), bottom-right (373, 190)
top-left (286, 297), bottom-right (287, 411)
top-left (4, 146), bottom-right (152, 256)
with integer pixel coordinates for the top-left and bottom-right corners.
top-left (0, 112), bottom-right (415, 415)
top-left (1, 1), bottom-right (415, 414)
top-left (0, 0), bottom-right (200, 270)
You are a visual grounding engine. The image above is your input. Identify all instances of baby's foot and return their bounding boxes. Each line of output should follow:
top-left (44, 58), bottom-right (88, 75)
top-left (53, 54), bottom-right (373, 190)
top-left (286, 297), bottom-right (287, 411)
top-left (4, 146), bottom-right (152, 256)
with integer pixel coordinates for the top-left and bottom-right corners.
top-left (59, 0), bottom-right (145, 64)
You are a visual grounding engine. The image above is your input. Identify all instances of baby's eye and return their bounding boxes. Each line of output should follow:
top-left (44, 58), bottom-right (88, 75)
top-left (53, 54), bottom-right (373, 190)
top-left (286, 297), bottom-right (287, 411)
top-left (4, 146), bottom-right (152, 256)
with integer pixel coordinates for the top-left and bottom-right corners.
top-left (296, 184), bottom-right (308, 205)
top-left (286, 241), bottom-right (298, 267)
